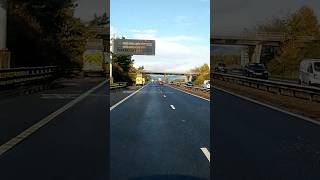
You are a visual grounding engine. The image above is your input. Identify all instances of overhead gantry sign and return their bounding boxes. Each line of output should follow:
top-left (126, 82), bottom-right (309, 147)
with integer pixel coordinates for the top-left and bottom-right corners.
top-left (112, 39), bottom-right (155, 56)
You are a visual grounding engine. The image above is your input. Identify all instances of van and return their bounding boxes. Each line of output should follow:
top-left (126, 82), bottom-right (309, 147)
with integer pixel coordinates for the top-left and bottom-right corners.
top-left (203, 80), bottom-right (210, 89)
top-left (299, 59), bottom-right (320, 86)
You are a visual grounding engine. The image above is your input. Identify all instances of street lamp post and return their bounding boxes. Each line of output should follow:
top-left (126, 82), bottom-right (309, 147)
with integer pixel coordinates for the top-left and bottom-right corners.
top-left (110, 36), bottom-right (114, 84)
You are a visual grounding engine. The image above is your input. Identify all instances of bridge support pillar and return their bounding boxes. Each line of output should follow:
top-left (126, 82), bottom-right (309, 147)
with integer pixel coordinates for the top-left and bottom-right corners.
top-left (187, 75), bottom-right (192, 82)
top-left (184, 76), bottom-right (188, 82)
top-left (163, 74), bottom-right (168, 83)
top-left (240, 48), bottom-right (250, 67)
top-left (251, 44), bottom-right (262, 63)
top-left (0, 2), bottom-right (10, 69)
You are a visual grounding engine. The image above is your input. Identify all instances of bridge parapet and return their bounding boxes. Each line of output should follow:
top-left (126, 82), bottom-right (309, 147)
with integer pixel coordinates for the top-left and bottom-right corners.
top-left (211, 32), bottom-right (317, 43)
top-left (143, 71), bottom-right (198, 76)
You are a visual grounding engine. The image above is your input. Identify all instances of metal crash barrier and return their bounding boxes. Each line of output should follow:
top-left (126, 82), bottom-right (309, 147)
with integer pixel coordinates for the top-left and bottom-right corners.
top-left (171, 83), bottom-right (210, 94)
top-left (213, 72), bottom-right (320, 102)
top-left (0, 66), bottom-right (58, 90)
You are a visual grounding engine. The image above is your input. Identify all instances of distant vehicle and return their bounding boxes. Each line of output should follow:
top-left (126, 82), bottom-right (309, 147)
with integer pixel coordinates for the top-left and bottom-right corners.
top-left (243, 63), bottom-right (269, 79)
top-left (185, 81), bottom-right (193, 87)
top-left (203, 80), bottom-right (210, 89)
top-left (214, 63), bottom-right (227, 73)
top-left (136, 76), bottom-right (145, 86)
top-left (299, 59), bottom-right (320, 86)
top-left (157, 81), bottom-right (164, 85)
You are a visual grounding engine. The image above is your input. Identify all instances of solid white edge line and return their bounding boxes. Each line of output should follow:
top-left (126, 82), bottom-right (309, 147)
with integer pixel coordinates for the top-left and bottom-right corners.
top-left (200, 147), bottom-right (210, 162)
top-left (167, 85), bottom-right (210, 102)
top-left (0, 79), bottom-right (108, 156)
top-left (213, 86), bottom-right (320, 126)
top-left (110, 83), bottom-right (149, 111)
top-left (170, 105), bottom-right (176, 110)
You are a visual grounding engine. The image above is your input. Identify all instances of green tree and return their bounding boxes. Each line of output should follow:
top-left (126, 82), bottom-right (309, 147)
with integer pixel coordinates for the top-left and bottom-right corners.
top-left (90, 13), bottom-right (109, 26)
top-left (7, 0), bottom-right (88, 68)
top-left (112, 53), bottom-right (135, 84)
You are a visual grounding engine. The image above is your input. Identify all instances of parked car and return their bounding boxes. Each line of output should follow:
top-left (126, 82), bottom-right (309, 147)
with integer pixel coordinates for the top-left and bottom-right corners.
top-left (214, 63), bottom-right (227, 73)
top-left (185, 82), bottom-right (193, 87)
top-left (243, 63), bottom-right (269, 79)
top-left (299, 59), bottom-right (320, 86)
top-left (203, 80), bottom-right (210, 89)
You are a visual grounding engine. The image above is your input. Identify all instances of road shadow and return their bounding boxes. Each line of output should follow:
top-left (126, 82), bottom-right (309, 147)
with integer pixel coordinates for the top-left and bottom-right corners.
top-left (129, 175), bottom-right (208, 180)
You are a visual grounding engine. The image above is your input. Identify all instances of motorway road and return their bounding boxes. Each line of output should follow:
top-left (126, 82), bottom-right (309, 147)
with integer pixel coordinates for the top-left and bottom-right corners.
top-left (0, 78), bottom-right (108, 179)
top-left (213, 88), bottom-right (320, 180)
top-left (110, 83), bottom-right (210, 180)
top-left (110, 86), bottom-right (141, 107)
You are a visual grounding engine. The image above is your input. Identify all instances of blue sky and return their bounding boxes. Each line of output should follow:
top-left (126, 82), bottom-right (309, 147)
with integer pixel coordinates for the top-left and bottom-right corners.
top-left (111, 0), bottom-right (210, 72)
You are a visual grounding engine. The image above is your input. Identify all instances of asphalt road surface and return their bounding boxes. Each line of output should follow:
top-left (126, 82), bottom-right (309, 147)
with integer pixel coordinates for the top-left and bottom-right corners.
top-left (110, 83), bottom-right (210, 180)
top-left (110, 86), bottom-right (142, 107)
top-left (213, 88), bottom-right (320, 180)
top-left (0, 78), bottom-right (108, 179)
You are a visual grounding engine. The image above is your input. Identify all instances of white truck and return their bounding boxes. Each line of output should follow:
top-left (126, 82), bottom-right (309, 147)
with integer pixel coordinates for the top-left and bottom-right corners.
top-left (203, 80), bottom-right (210, 89)
top-left (299, 59), bottom-right (320, 86)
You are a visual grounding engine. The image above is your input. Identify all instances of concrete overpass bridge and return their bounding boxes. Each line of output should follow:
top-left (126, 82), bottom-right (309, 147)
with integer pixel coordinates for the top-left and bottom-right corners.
top-left (142, 71), bottom-right (198, 82)
top-left (211, 32), bottom-right (319, 66)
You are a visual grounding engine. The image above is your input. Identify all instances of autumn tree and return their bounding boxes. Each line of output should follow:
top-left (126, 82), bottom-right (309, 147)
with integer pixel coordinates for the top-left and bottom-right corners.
top-left (256, 6), bottom-right (320, 79)
top-left (192, 63), bottom-right (210, 85)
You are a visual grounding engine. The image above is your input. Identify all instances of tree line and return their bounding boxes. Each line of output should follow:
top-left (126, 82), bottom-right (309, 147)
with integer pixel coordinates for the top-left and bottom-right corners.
top-left (7, 0), bottom-right (109, 69)
top-left (256, 6), bottom-right (320, 79)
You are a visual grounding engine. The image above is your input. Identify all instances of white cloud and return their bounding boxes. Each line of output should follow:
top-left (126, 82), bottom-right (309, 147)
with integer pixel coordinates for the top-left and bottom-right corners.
top-left (110, 26), bottom-right (120, 37)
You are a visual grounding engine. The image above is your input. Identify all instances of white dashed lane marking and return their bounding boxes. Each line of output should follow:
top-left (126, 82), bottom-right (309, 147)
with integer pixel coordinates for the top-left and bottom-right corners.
top-left (201, 147), bottom-right (210, 162)
top-left (110, 83), bottom-right (149, 111)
